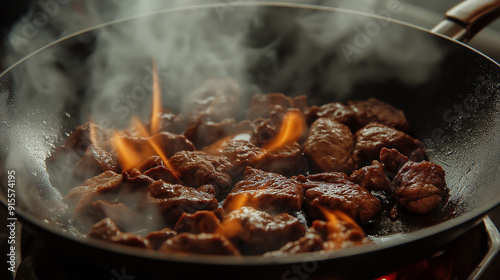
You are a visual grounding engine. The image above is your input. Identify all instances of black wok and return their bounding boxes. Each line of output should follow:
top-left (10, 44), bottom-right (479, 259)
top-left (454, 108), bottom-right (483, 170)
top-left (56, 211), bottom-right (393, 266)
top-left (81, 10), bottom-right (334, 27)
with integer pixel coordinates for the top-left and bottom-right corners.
top-left (1, 1), bottom-right (500, 279)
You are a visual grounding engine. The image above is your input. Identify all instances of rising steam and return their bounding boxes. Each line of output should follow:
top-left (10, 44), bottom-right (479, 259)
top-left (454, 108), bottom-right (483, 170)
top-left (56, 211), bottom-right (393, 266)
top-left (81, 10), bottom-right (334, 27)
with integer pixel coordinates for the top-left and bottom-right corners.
top-left (1, 0), bottom-right (444, 225)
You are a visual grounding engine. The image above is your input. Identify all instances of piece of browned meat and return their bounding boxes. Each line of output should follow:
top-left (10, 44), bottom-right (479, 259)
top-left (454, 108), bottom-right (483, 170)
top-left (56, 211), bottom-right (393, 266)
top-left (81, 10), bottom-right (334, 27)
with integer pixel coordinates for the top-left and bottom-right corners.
top-left (204, 138), bottom-right (262, 178)
top-left (354, 123), bottom-right (426, 166)
top-left (174, 211), bottom-right (223, 234)
top-left (65, 171), bottom-right (124, 224)
top-left (136, 155), bottom-right (163, 173)
top-left (143, 166), bottom-right (180, 184)
top-left (305, 102), bottom-right (357, 127)
top-left (293, 172), bottom-right (352, 191)
top-left (65, 170), bottom-right (154, 227)
top-left (152, 109), bottom-right (185, 134)
top-left (184, 118), bottom-right (238, 149)
top-left (121, 170), bottom-right (155, 192)
top-left (251, 106), bottom-right (295, 147)
top-left (159, 233), bottom-right (240, 256)
top-left (379, 148), bottom-right (410, 177)
top-left (182, 78), bottom-right (242, 123)
top-left (350, 161), bottom-right (392, 192)
top-left (348, 98), bottom-right (411, 132)
top-left (310, 219), bottom-right (369, 250)
top-left (221, 206), bottom-right (306, 255)
top-left (50, 122), bottom-right (110, 160)
top-left (247, 93), bottom-right (308, 120)
top-left (392, 161), bottom-right (447, 214)
top-left (204, 138), bottom-right (307, 178)
top-left (90, 200), bottom-right (146, 232)
top-left (252, 143), bottom-right (308, 177)
top-left (303, 118), bottom-right (358, 174)
top-left (145, 228), bottom-right (177, 250)
top-left (138, 180), bottom-right (218, 225)
top-left (299, 173), bottom-right (382, 222)
top-left (72, 144), bottom-right (120, 183)
top-left (223, 167), bottom-right (304, 214)
top-left (88, 218), bottom-right (149, 249)
top-left (263, 232), bottom-right (324, 256)
top-left (46, 122), bottom-right (112, 192)
top-left (169, 151), bottom-right (233, 196)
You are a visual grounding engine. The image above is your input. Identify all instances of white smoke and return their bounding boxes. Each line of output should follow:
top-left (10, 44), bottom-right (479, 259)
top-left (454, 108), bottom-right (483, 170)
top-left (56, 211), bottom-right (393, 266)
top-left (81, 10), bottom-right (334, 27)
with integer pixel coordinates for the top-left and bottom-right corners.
top-left (1, 0), bottom-right (445, 222)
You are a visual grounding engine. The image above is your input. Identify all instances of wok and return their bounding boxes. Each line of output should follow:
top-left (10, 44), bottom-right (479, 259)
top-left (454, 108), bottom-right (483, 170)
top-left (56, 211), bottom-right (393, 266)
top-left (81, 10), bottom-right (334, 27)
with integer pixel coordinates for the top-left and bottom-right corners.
top-left (1, 1), bottom-right (500, 279)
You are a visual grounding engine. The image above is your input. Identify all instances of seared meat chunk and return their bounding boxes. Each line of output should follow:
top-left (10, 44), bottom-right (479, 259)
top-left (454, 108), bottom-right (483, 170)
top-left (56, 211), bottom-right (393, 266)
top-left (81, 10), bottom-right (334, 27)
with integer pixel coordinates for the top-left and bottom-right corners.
top-left (354, 123), bottom-right (426, 166)
top-left (348, 98), bottom-right (411, 132)
top-left (121, 170), bottom-right (154, 192)
top-left (159, 233), bottom-right (240, 256)
top-left (143, 166), bottom-right (180, 184)
top-left (392, 161), bottom-right (447, 214)
top-left (183, 78), bottom-right (242, 123)
top-left (65, 171), bottom-right (124, 224)
top-left (184, 118), bottom-right (237, 149)
top-left (205, 138), bottom-right (307, 178)
top-left (247, 93), bottom-right (308, 120)
top-left (350, 161), bottom-right (392, 192)
top-left (252, 143), bottom-right (308, 177)
top-left (152, 109), bottom-right (185, 134)
top-left (65, 170), bottom-right (154, 227)
top-left (169, 151), bottom-right (233, 195)
top-left (146, 228), bottom-right (177, 250)
top-left (223, 167), bottom-right (303, 214)
top-left (251, 107), bottom-right (303, 147)
top-left (47, 122), bottom-right (111, 192)
top-left (305, 102), bottom-right (357, 127)
top-left (137, 155), bottom-right (163, 173)
top-left (311, 219), bottom-right (369, 250)
top-left (293, 172), bottom-right (352, 191)
top-left (222, 207), bottom-right (306, 255)
top-left (72, 144), bottom-right (120, 183)
top-left (264, 232), bottom-right (324, 256)
top-left (204, 138), bottom-right (262, 178)
top-left (135, 156), bottom-right (181, 184)
top-left (299, 173), bottom-right (382, 222)
top-left (379, 148), bottom-right (409, 177)
top-left (303, 118), bottom-right (358, 174)
top-left (88, 218), bottom-right (149, 249)
top-left (174, 211), bottom-right (223, 234)
top-left (91, 201), bottom-right (146, 232)
top-left (50, 121), bottom-right (110, 160)
top-left (139, 181), bottom-right (218, 225)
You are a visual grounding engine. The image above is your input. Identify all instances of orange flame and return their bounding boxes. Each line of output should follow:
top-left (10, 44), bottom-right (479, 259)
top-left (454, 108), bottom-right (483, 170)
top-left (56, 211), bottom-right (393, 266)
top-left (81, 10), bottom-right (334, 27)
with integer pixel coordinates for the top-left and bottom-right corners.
top-left (223, 184), bottom-right (269, 212)
top-left (112, 132), bottom-right (145, 171)
top-left (318, 207), bottom-right (365, 244)
top-left (216, 218), bottom-right (242, 239)
top-left (110, 60), bottom-right (179, 174)
top-left (150, 59), bottom-right (162, 135)
top-left (224, 194), bottom-right (252, 212)
top-left (130, 116), bottom-right (178, 175)
top-left (264, 110), bottom-right (306, 151)
top-left (131, 116), bottom-right (150, 138)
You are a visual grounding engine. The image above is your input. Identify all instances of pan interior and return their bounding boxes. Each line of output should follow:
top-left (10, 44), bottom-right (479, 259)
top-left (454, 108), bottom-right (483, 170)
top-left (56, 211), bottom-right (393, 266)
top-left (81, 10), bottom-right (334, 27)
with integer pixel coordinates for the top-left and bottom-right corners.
top-left (1, 3), bottom-right (500, 263)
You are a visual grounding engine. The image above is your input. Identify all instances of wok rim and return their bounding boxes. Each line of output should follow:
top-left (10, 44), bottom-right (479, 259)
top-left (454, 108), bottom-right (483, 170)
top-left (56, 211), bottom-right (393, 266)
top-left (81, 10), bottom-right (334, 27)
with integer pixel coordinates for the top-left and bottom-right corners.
top-left (1, 1), bottom-right (499, 266)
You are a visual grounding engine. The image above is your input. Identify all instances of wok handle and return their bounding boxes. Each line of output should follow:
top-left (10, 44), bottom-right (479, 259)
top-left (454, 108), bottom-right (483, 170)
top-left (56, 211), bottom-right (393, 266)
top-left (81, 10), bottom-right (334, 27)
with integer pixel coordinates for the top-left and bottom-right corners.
top-left (431, 0), bottom-right (500, 43)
